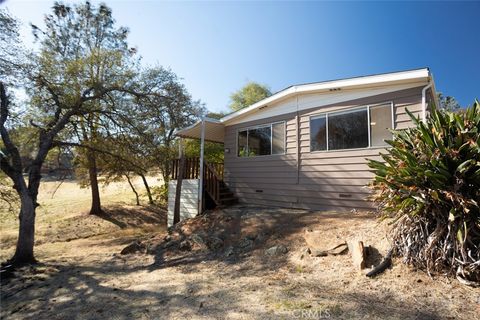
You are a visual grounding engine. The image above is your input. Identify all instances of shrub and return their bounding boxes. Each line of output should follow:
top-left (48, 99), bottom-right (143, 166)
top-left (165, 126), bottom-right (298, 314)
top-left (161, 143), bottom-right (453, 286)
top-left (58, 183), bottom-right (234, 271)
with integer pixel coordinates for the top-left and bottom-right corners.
top-left (368, 100), bottom-right (480, 283)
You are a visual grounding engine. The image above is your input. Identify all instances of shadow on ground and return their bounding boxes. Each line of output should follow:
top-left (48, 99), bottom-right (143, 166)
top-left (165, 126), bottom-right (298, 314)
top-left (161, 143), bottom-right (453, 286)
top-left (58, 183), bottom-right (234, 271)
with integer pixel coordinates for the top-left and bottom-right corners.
top-left (95, 204), bottom-right (167, 229)
top-left (0, 205), bottom-right (468, 319)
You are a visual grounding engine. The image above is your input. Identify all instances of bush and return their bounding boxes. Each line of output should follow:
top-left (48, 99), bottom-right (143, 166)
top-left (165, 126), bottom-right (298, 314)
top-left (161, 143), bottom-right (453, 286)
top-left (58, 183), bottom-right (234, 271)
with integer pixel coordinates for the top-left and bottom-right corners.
top-left (368, 100), bottom-right (480, 283)
top-left (151, 184), bottom-right (168, 205)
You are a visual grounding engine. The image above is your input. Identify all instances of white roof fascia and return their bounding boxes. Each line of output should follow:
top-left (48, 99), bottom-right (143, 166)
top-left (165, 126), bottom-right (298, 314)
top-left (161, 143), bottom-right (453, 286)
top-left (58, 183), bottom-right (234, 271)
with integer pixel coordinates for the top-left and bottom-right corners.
top-left (220, 68), bottom-right (430, 124)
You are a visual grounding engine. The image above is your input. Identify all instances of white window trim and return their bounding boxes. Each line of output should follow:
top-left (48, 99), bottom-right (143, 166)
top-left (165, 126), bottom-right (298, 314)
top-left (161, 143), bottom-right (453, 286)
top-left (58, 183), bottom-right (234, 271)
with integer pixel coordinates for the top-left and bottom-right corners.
top-left (236, 121), bottom-right (286, 158)
top-left (309, 101), bottom-right (394, 153)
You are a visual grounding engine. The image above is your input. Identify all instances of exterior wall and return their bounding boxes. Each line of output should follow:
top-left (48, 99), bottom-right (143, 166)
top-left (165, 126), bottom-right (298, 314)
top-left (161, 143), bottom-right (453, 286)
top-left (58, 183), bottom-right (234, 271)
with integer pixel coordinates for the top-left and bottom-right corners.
top-left (223, 86), bottom-right (425, 211)
top-left (167, 179), bottom-right (199, 227)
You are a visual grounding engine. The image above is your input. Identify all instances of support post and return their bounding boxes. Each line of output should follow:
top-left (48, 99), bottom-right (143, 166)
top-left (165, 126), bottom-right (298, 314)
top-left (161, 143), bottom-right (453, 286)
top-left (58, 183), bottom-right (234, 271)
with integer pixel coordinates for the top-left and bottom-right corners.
top-left (173, 138), bottom-right (184, 225)
top-left (198, 118), bottom-right (206, 214)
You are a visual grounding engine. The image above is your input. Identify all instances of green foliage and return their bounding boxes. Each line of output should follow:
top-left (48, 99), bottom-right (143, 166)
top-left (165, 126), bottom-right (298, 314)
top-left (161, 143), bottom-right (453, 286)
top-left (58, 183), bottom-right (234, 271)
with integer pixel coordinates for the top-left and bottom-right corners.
top-left (0, 9), bottom-right (26, 85)
top-left (229, 81), bottom-right (271, 111)
top-left (183, 112), bottom-right (225, 163)
top-left (151, 185), bottom-right (168, 205)
top-left (0, 171), bottom-right (18, 214)
top-left (368, 100), bottom-right (480, 281)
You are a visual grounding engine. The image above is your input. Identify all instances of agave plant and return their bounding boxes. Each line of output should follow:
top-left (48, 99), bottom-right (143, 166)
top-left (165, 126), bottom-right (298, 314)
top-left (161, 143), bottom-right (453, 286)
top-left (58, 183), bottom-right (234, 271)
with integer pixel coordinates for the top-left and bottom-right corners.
top-left (368, 100), bottom-right (480, 284)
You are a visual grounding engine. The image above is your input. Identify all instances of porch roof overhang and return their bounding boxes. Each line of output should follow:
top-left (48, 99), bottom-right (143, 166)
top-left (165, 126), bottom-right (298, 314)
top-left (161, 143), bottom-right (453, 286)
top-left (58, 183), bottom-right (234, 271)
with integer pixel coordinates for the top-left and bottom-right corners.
top-left (175, 118), bottom-right (225, 143)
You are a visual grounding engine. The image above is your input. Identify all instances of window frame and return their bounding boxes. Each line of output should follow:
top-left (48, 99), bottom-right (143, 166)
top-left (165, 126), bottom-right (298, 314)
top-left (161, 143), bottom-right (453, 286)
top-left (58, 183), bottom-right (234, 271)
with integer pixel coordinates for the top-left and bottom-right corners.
top-left (309, 101), bottom-right (394, 153)
top-left (236, 121), bottom-right (286, 158)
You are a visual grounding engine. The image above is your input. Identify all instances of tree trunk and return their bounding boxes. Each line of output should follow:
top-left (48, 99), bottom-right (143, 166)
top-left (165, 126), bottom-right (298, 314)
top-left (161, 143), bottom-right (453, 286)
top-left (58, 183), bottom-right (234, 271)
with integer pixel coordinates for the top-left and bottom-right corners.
top-left (140, 173), bottom-right (153, 204)
top-left (87, 151), bottom-right (102, 215)
top-left (11, 191), bottom-right (37, 265)
top-left (125, 174), bottom-right (140, 205)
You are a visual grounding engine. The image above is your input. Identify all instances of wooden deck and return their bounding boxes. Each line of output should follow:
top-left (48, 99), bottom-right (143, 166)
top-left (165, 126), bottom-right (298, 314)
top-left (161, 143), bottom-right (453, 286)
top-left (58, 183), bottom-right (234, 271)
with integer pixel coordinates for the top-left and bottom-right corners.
top-left (171, 158), bottom-right (236, 208)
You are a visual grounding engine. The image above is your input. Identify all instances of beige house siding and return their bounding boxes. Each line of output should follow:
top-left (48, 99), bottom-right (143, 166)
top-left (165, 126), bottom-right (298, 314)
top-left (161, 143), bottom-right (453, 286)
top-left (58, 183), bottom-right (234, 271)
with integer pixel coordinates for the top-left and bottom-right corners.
top-left (223, 86), bottom-right (425, 211)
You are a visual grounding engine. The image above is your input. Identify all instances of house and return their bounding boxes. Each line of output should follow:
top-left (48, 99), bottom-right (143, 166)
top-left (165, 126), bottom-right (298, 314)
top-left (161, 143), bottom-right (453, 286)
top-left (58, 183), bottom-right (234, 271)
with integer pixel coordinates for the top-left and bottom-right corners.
top-left (168, 68), bottom-right (438, 225)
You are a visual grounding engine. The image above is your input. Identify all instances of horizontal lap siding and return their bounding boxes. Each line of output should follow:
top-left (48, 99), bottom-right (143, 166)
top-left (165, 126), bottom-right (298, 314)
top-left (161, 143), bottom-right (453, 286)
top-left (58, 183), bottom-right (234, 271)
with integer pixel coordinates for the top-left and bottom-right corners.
top-left (223, 86), bottom-right (423, 211)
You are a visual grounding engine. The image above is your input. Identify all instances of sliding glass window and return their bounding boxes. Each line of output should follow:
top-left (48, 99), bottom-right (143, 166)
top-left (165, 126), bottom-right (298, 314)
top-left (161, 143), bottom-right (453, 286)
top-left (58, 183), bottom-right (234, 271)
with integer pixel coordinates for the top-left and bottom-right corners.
top-left (237, 122), bottom-right (285, 157)
top-left (310, 103), bottom-right (393, 152)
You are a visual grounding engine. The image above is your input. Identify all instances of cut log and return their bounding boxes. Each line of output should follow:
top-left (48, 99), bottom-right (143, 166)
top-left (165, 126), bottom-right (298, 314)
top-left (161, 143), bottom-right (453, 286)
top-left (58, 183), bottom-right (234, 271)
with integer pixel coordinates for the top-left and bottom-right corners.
top-left (366, 248), bottom-right (393, 278)
top-left (349, 241), bottom-right (366, 270)
top-left (310, 242), bottom-right (348, 257)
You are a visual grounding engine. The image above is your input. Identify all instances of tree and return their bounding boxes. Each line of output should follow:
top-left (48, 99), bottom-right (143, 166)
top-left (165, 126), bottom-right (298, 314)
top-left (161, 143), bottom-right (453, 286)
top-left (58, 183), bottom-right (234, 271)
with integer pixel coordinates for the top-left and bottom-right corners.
top-left (0, 171), bottom-right (18, 214)
top-left (0, 2), bottom-right (144, 265)
top-left (229, 81), bottom-right (271, 111)
top-left (132, 66), bottom-right (205, 184)
top-left (437, 92), bottom-right (461, 112)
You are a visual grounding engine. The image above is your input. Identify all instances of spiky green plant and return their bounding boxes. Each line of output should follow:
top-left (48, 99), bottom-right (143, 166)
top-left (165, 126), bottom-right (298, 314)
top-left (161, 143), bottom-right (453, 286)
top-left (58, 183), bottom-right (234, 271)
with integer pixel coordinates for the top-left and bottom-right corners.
top-left (368, 100), bottom-right (480, 284)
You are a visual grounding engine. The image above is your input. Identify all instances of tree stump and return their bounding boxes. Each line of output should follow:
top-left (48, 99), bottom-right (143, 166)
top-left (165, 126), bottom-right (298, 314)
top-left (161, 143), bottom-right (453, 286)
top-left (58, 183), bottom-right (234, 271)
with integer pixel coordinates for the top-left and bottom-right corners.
top-left (349, 240), bottom-right (366, 270)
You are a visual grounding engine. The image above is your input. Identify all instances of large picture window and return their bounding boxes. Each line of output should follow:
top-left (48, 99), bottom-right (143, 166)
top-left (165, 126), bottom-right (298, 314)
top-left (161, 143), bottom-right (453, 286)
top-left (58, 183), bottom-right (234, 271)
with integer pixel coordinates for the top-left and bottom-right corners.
top-left (237, 122), bottom-right (285, 157)
top-left (310, 102), bottom-right (393, 152)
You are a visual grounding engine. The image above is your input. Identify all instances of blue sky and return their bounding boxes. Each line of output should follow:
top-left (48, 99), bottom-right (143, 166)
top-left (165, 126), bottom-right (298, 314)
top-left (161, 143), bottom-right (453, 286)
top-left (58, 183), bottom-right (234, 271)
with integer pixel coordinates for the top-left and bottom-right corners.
top-left (3, 1), bottom-right (479, 113)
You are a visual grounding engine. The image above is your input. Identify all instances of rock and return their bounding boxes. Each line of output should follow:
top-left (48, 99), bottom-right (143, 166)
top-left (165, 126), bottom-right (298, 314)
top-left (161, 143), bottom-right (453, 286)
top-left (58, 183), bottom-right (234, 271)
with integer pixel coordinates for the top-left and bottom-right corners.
top-left (224, 246), bottom-right (234, 257)
top-left (179, 240), bottom-right (192, 251)
top-left (265, 245), bottom-right (288, 256)
top-left (191, 233), bottom-right (205, 246)
top-left (207, 236), bottom-right (224, 251)
top-left (120, 241), bottom-right (145, 255)
top-left (309, 242), bottom-right (348, 257)
top-left (238, 237), bottom-right (254, 250)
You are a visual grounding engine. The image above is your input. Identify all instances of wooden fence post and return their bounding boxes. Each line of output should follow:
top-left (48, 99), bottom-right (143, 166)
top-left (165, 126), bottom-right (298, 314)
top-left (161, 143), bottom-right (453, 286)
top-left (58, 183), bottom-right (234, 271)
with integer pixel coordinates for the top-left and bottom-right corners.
top-left (173, 139), bottom-right (185, 225)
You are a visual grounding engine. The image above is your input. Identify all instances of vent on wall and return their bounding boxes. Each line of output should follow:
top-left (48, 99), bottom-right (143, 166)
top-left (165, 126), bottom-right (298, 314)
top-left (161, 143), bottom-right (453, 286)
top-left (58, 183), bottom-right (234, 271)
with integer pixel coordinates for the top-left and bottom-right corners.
top-left (339, 193), bottom-right (352, 198)
top-left (258, 105), bottom-right (268, 110)
top-left (329, 88), bottom-right (342, 92)
top-left (255, 189), bottom-right (263, 193)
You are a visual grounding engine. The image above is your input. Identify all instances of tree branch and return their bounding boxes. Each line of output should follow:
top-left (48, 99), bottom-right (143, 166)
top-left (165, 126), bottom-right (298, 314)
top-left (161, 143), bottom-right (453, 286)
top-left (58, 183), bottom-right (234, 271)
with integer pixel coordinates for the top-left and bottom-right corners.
top-left (52, 140), bottom-right (146, 172)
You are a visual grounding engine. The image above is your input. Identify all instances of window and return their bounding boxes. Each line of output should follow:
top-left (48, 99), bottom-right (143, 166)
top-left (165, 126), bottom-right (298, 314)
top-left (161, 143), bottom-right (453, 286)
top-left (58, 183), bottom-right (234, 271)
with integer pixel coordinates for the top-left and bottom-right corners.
top-left (237, 122), bottom-right (285, 157)
top-left (237, 130), bottom-right (248, 156)
top-left (248, 126), bottom-right (271, 156)
top-left (310, 115), bottom-right (327, 151)
top-left (310, 103), bottom-right (393, 152)
top-left (328, 108), bottom-right (369, 150)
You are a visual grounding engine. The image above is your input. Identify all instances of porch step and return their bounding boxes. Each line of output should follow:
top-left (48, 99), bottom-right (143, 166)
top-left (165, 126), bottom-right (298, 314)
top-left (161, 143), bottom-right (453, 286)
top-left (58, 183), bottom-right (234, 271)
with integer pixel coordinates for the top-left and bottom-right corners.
top-left (220, 191), bottom-right (234, 197)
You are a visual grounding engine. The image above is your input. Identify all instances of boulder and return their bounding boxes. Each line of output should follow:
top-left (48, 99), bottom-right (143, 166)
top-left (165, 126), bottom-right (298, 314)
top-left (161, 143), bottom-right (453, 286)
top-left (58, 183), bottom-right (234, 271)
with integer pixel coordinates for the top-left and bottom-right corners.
top-left (238, 237), bottom-right (254, 250)
top-left (224, 246), bottom-right (234, 257)
top-left (179, 240), bottom-right (192, 251)
top-left (265, 245), bottom-right (288, 256)
top-left (120, 241), bottom-right (145, 255)
top-left (191, 233), bottom-right (205, 246)
top-left (207, 236), bottom-right (224, 251)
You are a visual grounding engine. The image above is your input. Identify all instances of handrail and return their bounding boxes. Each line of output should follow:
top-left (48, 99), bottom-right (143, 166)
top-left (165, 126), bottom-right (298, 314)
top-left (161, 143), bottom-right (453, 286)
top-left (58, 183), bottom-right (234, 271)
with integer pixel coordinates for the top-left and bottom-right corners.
top-left (171, 157), bottom-right (223, 180)
top-left (203, 162), bottom-right (221, 205)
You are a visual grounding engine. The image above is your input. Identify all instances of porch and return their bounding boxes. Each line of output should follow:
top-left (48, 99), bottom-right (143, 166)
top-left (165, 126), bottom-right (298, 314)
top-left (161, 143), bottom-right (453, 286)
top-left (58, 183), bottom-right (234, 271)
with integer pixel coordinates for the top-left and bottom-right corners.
top-left (167, 118), bottom-right (237, 226)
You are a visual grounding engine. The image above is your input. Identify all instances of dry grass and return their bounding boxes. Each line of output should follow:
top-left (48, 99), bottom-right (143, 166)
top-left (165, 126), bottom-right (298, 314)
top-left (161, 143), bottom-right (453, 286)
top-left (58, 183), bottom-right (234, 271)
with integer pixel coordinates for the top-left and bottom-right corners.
top-left (1, 203), bottom-right (479, 319)
top-left (0, 175), bottom-right (164, 261)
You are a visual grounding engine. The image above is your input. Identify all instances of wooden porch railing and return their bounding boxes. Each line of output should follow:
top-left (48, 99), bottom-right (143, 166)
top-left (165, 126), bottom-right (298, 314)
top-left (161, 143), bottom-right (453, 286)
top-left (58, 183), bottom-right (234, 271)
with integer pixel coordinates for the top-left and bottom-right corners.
top-left (171, 157), bottom-right (200, 180)
top-left (170, 158), bottom-right (224, 180)
top-left (204, 162), bottom-right (222, 205)
top-left (171, 157), bottom-right (224, 206)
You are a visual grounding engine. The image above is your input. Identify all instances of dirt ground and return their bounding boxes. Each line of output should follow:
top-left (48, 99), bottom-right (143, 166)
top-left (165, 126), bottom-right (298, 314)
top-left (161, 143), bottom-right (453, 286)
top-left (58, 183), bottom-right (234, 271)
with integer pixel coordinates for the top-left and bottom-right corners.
top-left (1, 202), bottom-right (479, 320)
